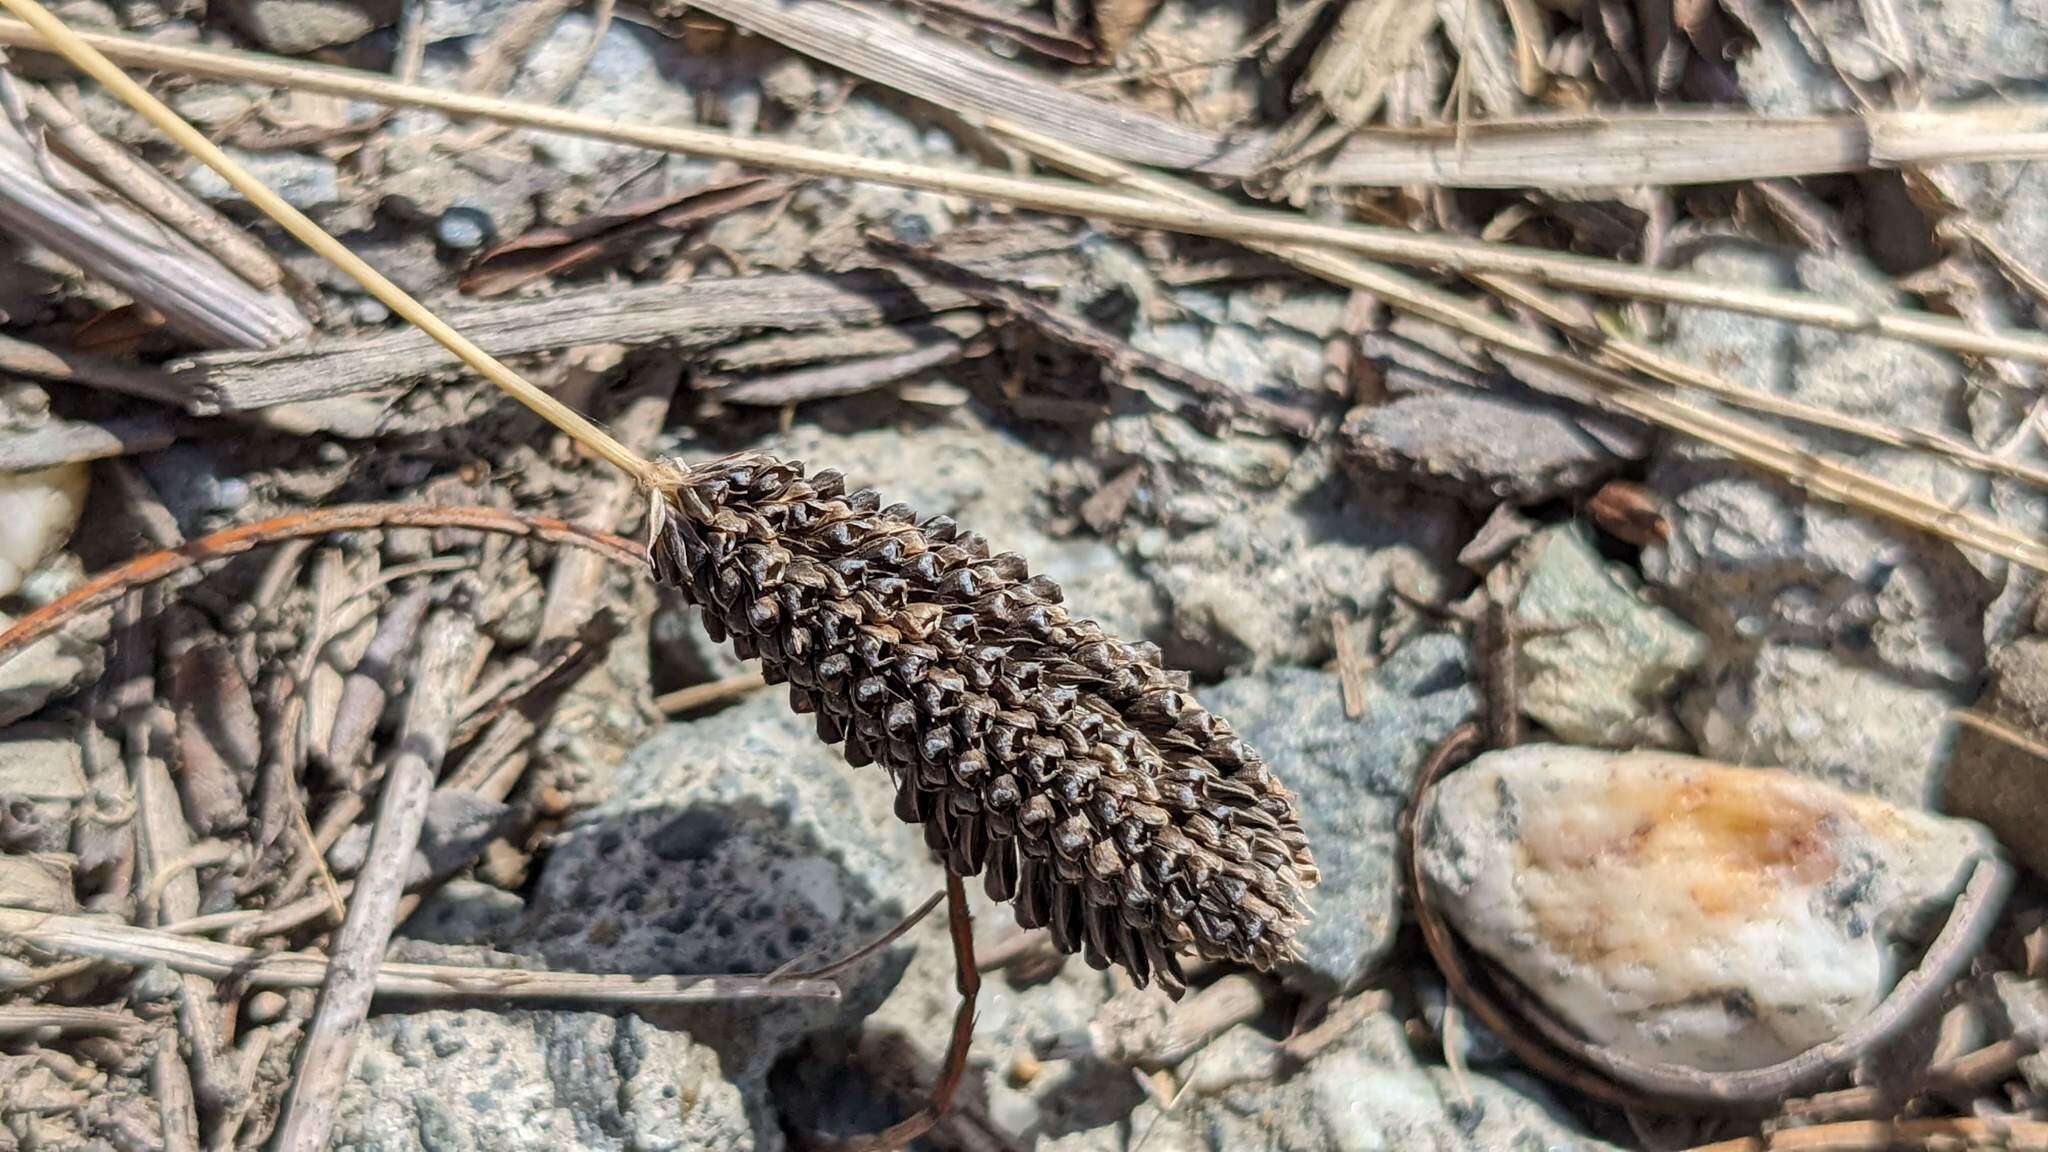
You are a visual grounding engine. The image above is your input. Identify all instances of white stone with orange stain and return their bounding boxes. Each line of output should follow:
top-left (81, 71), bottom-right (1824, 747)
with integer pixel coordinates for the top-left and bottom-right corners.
top-left (1417, 744), bottom-right (1997, 1072)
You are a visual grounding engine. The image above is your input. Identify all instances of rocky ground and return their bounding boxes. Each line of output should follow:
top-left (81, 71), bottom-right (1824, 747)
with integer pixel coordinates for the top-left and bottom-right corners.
top-left (1, 0), bottom-right (2047, 1149)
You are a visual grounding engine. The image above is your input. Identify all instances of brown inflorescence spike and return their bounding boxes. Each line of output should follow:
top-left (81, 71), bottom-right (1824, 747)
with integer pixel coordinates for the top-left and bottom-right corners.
top-left (648, 452), bottom-right (1317, 997)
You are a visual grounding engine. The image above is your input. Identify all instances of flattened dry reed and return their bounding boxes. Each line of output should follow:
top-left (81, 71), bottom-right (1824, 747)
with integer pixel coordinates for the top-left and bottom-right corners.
top-left (649, 452), bottom-right (1319, 995)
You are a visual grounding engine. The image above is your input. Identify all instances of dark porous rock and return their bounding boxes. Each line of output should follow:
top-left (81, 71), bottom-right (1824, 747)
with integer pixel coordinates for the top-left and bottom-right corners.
top-left (1200, 633), bottom-right (1478, 992)
top-left (517, 690), bottom-right (935, 1096)
top-left (1341, 391), bottom-right (1628, 504)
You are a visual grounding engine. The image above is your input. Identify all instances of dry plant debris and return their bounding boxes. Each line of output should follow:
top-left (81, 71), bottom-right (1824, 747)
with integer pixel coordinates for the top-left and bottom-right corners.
top-left (1, 0), bottom-right (2047, 1147)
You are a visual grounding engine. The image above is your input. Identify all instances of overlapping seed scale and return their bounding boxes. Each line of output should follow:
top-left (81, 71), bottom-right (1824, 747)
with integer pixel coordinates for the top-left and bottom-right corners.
top-left (651, 452), bottom-right (1315, 988)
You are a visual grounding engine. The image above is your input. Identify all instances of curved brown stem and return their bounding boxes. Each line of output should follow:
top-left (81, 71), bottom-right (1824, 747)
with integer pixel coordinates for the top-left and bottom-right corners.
top-left (836, 872), bottom-right (980, 1151)
top-left (0, 504), bottom-right (645, 669)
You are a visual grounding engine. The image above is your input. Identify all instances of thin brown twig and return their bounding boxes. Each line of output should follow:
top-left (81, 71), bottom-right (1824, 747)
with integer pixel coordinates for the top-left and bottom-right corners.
top-left (776, 889), bottom-right (946, 981)
top-left (829, 873), bottom-right (979, 1151)
top-left (655, 669), bottom-right (769, 714)
top-left (0, 504), bottom-right (643, 670)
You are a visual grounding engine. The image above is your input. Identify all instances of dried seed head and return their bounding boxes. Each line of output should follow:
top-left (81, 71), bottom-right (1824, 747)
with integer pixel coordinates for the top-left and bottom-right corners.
top-left (649, 452), bottom-right (1317, 995)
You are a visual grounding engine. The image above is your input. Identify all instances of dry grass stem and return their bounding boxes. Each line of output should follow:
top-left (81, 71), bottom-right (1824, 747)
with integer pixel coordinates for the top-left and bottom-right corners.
top-left (0, 908), bottom-right (842, 1003)
top-left (2, 18), bottom-right (2045, 369)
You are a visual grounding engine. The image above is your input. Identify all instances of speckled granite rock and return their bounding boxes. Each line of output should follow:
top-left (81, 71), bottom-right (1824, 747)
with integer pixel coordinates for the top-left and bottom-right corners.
top-left (1418, 745), bottom-right (1997, 1071)
top-left (333, 1011), bottom-right (752, 1152)
top-left (1201, 634), bottom-right (1478, 991)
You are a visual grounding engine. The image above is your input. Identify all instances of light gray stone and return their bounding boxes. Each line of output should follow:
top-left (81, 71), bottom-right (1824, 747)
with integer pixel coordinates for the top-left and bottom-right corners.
top-left (222, 0), bottom-right (397, 53)
top-left (183, 148), bottom-right (342, 211)
top-left (1512, 523), bottom-right (1708, 748)
top-left (0, 727), bottom-right (86, 854)
top-left (508, 16), bottom-right (744, 178)
top-left (404, 879), bottom-right (527, 947)
top-left (1686, 643), bottom-right (1956, 805)
top-left (1647, 247), bottom-right (1998, 689)
top-left (1419, 745), bottom-right (1996, 1071)
top-left (1201, 634), bottom-right (1478, 991)
top-left (329, 792), bottom-right (514, 888)
top-left (0, 853), bottom-right (73, 912)
top-left (1134, 443), bottom-right (1463, 674)
top-left (334, 1011), bottom-right (752, 1152)
top-left (1719, 0), bottom-right (2048, 431)
top-left (1136, 1013), bottom-right (1616, 1152)
top-left (0, 570), bottom-right (109, 728)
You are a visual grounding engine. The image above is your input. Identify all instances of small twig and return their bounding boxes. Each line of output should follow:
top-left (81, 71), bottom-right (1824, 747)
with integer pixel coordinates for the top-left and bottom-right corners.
top-left (1780, 1036), bottom-right (2039, 1122)
top-left (272, 610), bottom-right (475, 1152)
top-left (0, 413), bottom-right (175, 471)
top-left (0, 331), bottom-right (196, 408)
top-left (0, 504), bottom-right (642, 670)
top-left (1478, 561), bottom-right (1525, 749)
top-left (0, 73), bottom-right (304, 350)
top-left (150, 1035), bottom-right (200, 1152)
top-left (0, 907), bottom-right (842, 1003)
top-left (136, 839), bottom-right (239, 910)
top-left (654, 669), bottom-right (769, 715)
top-left (1951, 707), bottom-right (2048, 761)
top-left (0, 1005), bottom-right (146, 1035)
top-left (869, 231), bottom-right (1318, 436)
top-left (774, 889), bottom-right (946, 985)
top-left (17, 79), bottom-right (282, 288)
top-left (322, 580), bottom-right (434, 778)
top-left (0, 0), bottom-right (651, 482)
top-left (1089, 973), bottom-right (1267, 1068)
top-left (1330, 612), bottom-right (1370, 720)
